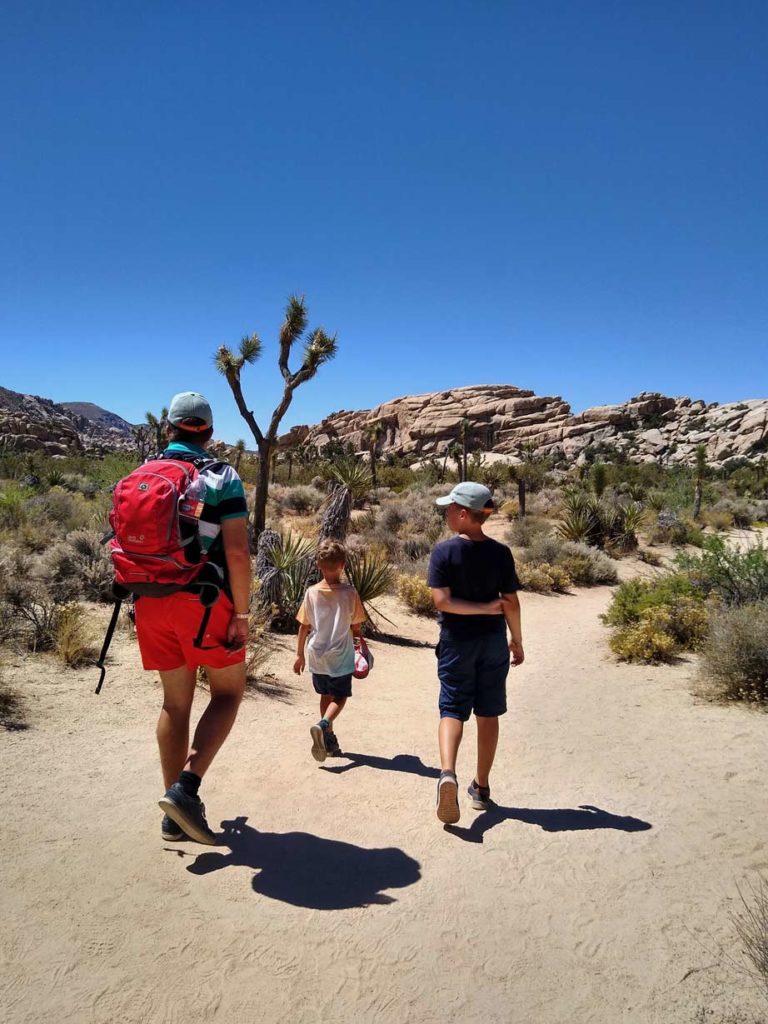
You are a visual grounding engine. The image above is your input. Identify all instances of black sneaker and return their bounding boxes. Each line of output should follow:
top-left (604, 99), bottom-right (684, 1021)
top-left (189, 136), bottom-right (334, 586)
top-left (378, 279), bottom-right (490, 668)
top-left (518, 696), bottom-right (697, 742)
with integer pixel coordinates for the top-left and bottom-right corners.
top-left (158, 783), bottom-right (216, 845)
top-left (325, 731), bottom-right (342, 757)
top-left (309, 722), bottom-right (328, 762)
top-left (161, 814), bottom-right (187, 842)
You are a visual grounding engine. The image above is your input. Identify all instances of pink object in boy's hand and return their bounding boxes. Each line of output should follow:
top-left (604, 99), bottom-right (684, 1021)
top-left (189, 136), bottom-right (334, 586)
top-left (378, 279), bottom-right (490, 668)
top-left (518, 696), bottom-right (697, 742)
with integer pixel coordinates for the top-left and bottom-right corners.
top-left (353, 638), bottom-right (374, 679)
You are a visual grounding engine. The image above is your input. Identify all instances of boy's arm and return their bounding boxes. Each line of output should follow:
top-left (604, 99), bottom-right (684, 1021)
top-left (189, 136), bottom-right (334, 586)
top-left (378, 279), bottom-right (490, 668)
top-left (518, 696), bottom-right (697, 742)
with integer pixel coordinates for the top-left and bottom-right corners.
top-left (294, 623), bottom-right (311, 674)
top-left (430, 587), bottom-right (503, 616)
top-left (501, 591), bottom-right (524, 665)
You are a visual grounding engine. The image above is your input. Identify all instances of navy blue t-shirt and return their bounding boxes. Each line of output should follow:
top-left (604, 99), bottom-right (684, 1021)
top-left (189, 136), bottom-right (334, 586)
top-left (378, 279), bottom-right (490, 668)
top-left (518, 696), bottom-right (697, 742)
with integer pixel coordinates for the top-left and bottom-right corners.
top-left (427, 535), bottom-right (522, 639)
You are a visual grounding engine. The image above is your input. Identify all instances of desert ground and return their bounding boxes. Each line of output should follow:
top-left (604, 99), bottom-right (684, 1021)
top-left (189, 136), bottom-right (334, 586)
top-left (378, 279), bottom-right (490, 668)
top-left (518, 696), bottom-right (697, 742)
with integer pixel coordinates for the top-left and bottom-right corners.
top-left (2, 528), bottom-right (766, 1024)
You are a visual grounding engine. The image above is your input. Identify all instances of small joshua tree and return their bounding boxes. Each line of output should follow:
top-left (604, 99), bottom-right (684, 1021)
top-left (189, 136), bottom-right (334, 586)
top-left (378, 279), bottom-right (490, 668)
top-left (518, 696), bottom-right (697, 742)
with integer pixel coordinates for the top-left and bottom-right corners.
top-left (362, 420), bottom-right (385, 488)
top-left (215, 295), bottom-right (337, 539)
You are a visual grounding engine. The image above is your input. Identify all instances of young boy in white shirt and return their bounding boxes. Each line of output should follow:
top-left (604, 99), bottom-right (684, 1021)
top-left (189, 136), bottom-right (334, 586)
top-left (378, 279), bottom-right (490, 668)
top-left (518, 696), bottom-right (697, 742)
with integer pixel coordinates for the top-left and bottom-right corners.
top-left (294, 539), bottom-right (366, 761)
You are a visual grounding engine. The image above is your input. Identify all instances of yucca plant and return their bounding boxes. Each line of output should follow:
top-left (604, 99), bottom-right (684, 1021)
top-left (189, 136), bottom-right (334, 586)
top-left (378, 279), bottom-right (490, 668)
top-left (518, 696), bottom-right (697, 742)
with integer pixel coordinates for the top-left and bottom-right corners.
top-left (319, 458), bottom-right (372, 541)
top-left (344, 549), bottom-right (396, 626)
top-left (255, 529), bottom-right (315, 631)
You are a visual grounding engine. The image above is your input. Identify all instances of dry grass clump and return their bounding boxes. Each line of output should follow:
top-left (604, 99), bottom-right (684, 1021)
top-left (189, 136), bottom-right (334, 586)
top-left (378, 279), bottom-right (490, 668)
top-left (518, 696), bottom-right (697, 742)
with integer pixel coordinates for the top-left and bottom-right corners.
top-left (731, 876), bottom-right (768, 1001)
top-left (638, 548), bottom-right (663, 567)
top-left (700, 601), bottom-right (768, 702)
top-left (646, 511), bottom-right (703, 547)
top-left (396, 574), bottom-right (436, 616)
top-left (506, 515), bottom-right (551, 549)
top-left (270, 484), bottom-right (323, 516)
top-left (54, 603), bottom-right (97, 667)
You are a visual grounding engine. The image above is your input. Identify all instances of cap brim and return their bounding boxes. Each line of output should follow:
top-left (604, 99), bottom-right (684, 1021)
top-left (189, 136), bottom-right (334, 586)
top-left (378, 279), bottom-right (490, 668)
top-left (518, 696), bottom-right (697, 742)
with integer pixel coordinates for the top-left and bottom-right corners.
top-left (435, 496), bottom-right (454, 506)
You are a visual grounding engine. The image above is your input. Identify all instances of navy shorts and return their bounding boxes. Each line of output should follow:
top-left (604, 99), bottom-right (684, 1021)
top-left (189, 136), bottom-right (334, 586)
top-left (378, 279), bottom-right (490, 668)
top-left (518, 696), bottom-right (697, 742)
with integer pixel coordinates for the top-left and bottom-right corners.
top-left (436, 631), bottom-right (510, 721)
top-left (312, 672), bottom-right (353, 699)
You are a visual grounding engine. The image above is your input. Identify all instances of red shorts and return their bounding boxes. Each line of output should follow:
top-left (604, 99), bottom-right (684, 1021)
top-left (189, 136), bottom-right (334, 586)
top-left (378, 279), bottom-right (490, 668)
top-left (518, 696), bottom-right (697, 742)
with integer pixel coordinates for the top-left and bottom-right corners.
top-left (134, 592), bottom-right (246, 671)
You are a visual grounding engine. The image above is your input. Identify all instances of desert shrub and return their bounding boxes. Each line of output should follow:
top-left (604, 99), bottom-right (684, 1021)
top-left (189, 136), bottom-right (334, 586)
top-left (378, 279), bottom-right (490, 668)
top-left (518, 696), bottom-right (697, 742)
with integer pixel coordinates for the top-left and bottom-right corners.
top-left (638, 548), bottom-right (663, 567)
top-left (0, 579), bottom-right (62, 653)
top-left (43, 530), bottom-right (114, 603)
top-left (517, 562), bottom-right (557, 593)
top-left (506, 515), bottom-right (552, 548)
top-left (378, 503), bottom-right (407, 535)
top-left (0, 663), bottom-right (26, 731)
top-left (349, 507), bottom-right (377, 534)
top-left (603, 574), bottom-right (700, 628)
top-left (500, 499), bottom-right (519, 520)
top-left (731, 876), bottom-right (768, 1001)
top-left (699, 601), bottom-right (768, 702)
top-left (400, 535), bottom-right (431, 562)
top-left (0, 484), bottom-right (32, 529)
top-left (647, 511), bottom-right (703, 546)
top-left (25, 488), bottom-right (79, 529)
top-left (396, 574), bottom-right (436, 616)
top-left (17, 523), bottom-right (51, 553)
top-left (700, 509), bottom-right (734, 532)
top-left (712, 497), bottom-right (757, 529)
top-left (675, 535), bottom-right (768, 607)
top-left (558, 542), bottom-right (619, 585)
top-left (609, 607), bottom-right (678, 663)
top-left (524, 531), bottom-right (566, 566)
top-left (54, 603), bottom-right (97, 667)
top-left (274, 485), bottom-right (323, 516)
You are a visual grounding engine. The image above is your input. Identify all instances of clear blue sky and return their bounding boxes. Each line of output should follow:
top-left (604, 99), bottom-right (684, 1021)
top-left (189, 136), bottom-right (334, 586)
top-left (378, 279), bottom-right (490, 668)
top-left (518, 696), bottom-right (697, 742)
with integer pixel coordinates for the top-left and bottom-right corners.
top-left (1, 1), bottom-right (766, 443)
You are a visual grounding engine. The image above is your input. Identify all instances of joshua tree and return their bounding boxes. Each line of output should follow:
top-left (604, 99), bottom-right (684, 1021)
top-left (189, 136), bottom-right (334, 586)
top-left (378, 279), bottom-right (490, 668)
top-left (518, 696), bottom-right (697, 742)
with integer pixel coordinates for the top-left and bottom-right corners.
top-left (215, 295), bottom-right (337, 539)
top-left (693, 444), bottom-right (707, 519)
top-left (362, 420), bottom-right (385, 488)
top-left (232, 439), bottom-right (246, 473)
top-left (145, 407), bottom-right (168, 451)
top-left (458, 416), bottom-right (473, 482)
top-left (447, 441), bottom-right (463, 480)
top-left (591, 462), bottom-right (608, 499)
top-left (132, 424), bottom-right (151, 462)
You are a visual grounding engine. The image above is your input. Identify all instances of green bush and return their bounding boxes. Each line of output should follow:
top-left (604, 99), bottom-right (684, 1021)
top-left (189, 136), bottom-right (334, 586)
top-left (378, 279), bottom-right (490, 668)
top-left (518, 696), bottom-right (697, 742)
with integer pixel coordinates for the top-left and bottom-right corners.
top-left (506, 515), bottom-right (552, 549)
top-left (700, 601), bottom-right (768, 702)
top-left (675, 535), bottom-right (768, 607)
top-left (517, 562), bottom-right (571, 594)
top-left (603, 573), bottom-right (699, 628)
top-left (558, 542), bottom-right (619, 585)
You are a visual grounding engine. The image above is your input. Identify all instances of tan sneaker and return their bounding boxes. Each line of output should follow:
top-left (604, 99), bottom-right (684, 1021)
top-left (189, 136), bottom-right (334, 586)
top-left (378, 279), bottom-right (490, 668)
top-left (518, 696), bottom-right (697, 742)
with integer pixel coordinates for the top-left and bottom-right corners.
top-left (436, 770), bottom-right (460, 824)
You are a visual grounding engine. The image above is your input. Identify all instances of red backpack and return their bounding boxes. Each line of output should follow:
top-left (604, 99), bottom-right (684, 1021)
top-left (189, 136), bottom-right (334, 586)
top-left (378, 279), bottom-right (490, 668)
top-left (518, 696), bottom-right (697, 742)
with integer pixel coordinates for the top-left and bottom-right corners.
top-left (96, 455), bottom-right (227, 694)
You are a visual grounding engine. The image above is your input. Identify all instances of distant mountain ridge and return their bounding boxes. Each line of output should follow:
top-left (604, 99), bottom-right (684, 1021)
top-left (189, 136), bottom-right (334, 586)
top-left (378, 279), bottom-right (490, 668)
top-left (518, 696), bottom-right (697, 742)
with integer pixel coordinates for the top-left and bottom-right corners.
top-left (0, 387), bottom-right (134, 457)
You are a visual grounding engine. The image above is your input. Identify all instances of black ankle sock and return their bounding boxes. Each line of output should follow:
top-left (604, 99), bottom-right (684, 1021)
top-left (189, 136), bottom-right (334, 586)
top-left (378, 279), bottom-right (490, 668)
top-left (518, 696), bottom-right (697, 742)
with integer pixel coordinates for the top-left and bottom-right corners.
top-left (178, 771), bottom-right (201, 797)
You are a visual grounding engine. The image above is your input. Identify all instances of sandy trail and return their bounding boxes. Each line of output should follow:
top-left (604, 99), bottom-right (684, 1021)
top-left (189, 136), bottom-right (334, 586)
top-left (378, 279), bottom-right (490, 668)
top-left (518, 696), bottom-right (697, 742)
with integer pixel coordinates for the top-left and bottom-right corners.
top-left (2, 565), bottom-right (766, 1023)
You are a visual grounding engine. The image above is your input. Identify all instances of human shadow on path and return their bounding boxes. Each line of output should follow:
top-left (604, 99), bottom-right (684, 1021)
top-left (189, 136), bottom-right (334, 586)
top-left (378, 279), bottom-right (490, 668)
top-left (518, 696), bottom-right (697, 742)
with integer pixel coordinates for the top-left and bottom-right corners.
top-left (320, 752), bottom-right (440, 778)
top-left (446, 804), bottom-right (652, 844)
top-left (185, 817), bottom-right (421, 909)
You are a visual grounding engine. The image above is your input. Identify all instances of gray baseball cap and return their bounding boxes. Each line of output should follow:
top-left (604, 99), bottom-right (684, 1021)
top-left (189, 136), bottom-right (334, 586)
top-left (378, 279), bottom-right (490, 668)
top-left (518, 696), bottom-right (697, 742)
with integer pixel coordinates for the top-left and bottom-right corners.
top-left (435, 481), bottom-right (495, 512)
top-left (167, 392), bottom-right (213, 431)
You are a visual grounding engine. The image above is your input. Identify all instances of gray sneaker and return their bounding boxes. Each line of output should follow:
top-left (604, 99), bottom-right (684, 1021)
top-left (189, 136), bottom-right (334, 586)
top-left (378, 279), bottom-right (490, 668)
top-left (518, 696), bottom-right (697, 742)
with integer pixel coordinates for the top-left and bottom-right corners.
top-left (436, 770), bottom-right (461, 824)
top-left (310, 722), bottom-right (328, 762)
top-left (161, 814), bottom-right (187, 842)
top-left (467, 779), bottom-right (491, 810)
top-left (158, 783), bottom-right (216, 845)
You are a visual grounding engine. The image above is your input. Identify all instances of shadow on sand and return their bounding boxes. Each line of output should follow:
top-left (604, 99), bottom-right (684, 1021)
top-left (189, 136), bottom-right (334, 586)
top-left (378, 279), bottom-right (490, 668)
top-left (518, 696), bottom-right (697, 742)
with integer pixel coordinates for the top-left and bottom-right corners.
top-left (446, 804), bottom-right (652, 843)
top-left (183, 817), bottom-right (421, 909)
top-left (320, 752), bottom-right (440, 778)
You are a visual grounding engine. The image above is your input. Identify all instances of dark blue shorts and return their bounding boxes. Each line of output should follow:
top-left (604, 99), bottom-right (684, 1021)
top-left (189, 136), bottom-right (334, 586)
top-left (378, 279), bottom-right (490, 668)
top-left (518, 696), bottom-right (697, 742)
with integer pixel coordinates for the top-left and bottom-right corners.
top-left (436, 632), bottom-right (510, 721)
top-left (312, 672), bottom-right (353, 699)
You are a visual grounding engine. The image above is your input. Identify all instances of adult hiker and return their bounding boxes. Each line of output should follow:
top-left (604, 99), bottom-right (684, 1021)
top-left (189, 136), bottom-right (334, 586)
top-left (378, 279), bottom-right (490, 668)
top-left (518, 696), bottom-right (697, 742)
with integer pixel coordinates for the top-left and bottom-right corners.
top-left (129, 392), bottom-right (251, 844)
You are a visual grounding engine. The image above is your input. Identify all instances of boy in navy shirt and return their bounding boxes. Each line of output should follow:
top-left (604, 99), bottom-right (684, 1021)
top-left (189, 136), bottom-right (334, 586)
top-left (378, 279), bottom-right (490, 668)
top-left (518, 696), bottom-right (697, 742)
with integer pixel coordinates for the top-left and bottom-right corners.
top-left (427, 482), bottom-right (524, 824)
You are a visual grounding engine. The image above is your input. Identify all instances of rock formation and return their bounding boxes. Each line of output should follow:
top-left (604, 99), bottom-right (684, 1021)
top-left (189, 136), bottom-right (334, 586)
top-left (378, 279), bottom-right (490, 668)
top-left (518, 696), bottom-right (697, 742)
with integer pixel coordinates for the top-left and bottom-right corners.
top-left (280, 385), bottom-right (768, 468)
top-left (0, 388), bottom-right (135, 457)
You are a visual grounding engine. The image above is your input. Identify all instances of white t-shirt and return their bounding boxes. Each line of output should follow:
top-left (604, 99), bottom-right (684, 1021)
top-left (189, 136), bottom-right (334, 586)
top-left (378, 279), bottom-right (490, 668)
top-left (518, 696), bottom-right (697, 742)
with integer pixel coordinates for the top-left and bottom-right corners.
top-left (297, 582), bottom-right (366, 677)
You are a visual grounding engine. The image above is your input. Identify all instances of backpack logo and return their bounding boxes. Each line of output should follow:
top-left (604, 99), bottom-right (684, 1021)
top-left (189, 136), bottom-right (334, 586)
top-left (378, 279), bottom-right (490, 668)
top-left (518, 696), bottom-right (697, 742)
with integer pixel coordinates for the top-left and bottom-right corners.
top-left (138, 483), bottom-right (149, 492)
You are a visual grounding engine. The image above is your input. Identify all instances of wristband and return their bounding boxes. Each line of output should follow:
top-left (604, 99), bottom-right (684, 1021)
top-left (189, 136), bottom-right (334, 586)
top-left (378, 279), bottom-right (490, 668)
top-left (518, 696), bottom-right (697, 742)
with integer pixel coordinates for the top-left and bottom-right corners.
top-left (233, 613), bottom-right (250, 620)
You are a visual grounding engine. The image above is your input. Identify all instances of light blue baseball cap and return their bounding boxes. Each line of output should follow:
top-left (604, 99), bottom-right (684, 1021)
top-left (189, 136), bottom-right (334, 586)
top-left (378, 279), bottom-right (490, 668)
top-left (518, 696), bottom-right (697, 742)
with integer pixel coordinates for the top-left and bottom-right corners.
top-left (435, 481), bottom-right (495, 512)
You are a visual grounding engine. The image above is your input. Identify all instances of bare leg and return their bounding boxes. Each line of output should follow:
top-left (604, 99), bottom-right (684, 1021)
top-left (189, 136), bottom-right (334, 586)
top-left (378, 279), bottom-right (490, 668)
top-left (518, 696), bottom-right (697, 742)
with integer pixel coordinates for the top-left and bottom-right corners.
top-left (475, 715), bottom-right (499, 789)
top-left (320, 695), bottom-right (346, 724)
top-left (185, 661), bottom-right (245, 779)
top-left (157, 665), bottom-right (196, 789)
top-left (438, 717), bottom-right (464, 774)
